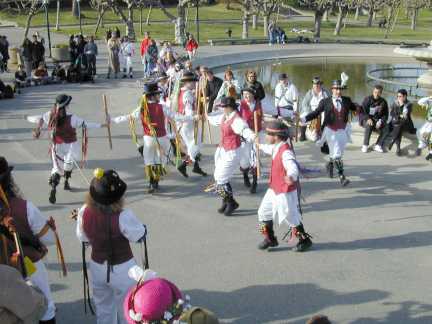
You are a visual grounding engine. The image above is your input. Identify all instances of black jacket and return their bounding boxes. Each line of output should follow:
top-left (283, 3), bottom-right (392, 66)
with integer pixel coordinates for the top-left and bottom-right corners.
top-left (243, 80), bottom-right (265, 101)
top-left (305, 96), bottom-right (357, 128)
top-left (360, 95), bottom-right (388, 125)
top-left (389, 100), bottom-right (416, 133)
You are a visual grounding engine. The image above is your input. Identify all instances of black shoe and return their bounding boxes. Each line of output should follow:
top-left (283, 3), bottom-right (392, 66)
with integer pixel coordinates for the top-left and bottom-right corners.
top-left (292, 237), bottom-right (312, 252)
top-left (217, 198), bottom-right (227, 214)
top-left (122, 75), bottom-right (127, 79)
top-left (299, 126), bottom-right (307, 142)
top-left (39, 316), bottom-right (56, 324)
top-left (130, 75), bottom-right (133, 79)
top-left (340, 175), bottom-right (350, 187)
top-left (177, 162), bottom-right (188, 178)
top-left (49, 188), bottom-right (56, 204)
top-left (396, 148), bottom-right (402, 156)
top-left (242, 170), bottom-right (251, 188)
top-left (224, 198), bottom-right (239, 216)
top-left (153, 181), bottom-right (159, 190)
top-left (192, 162), bottom-right (207, 176)
top-left (326, 162), bottom-right (334, 179)
top-left (416, 148), bottom-right (422, 156)
top-left (64, 180), bottom-right (71, 190)
top-left (250, 175), bottom-right (257, 194)
top-left (106, 74), bottom-right (110, 79)
top-left (258, 237), bottom-right (279, 250)
top-left (426, 153), bottom-right (432, 161)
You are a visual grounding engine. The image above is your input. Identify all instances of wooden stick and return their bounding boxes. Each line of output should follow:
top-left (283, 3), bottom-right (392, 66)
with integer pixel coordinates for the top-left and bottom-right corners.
top-left (253, 111), bottom-right (261, 178)
top-left (102, 94), bottom-right (113, 150)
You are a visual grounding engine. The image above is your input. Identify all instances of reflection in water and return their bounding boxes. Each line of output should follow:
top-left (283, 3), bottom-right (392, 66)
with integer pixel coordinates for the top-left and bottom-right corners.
top-left (215, 58), bottom-right (427, 120)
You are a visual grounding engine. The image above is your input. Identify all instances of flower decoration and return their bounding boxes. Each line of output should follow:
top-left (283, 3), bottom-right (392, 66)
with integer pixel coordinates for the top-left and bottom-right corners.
top-left (93, 168), bottom-right (104, 179)
top-left (147, 297), bottom-right (192, 324)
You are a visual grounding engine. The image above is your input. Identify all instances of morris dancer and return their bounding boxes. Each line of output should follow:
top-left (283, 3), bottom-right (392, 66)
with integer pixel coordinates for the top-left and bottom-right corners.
top-left (300, 77), bottom-right (330, 142)
top-left (257, 121), bottom-right (312, 252)
top-left (415, 96), bottom-right (432, 161)
top-left (76, 168), bottom-right (147, 324)
top-left (0, 156), bottom-right (58, 323)
top-left (301, 80), bottom-right (357, 187)
top-left (30, 94), bottom-right (107, 204)
top-left (274, 73), bottom-right (299, 119)
top-left (239, 87), bottom-right (263, 194)
top-left (175, 71), bottom-right (207, 178)
top-left (207, 97), bottom-right (256, 216)
top-left (111, 82), bottom-right (174, 193)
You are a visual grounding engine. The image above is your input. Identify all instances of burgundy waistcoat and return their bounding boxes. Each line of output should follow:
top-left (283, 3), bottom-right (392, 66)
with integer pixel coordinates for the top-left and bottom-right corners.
top-left (327, 105), bottom-right (347, 131)
top-left (178, 89), bottom-right (186, 115)
top-left (269, 143), bottom-right (297, 194)
top-left (82, 207), bottom-right (133, 265)
top-left (239, 100), bottom-right (263, 131)
top-left (220, 114), bottom-right (241, 151)
top-left (141, 103), bottom-right (167, 137)
top-left (53, 115), bottom-right (77, 144)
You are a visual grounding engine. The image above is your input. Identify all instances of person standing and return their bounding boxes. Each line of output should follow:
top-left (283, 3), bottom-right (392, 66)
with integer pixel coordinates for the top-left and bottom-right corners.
top-left (140, 32), bottom-right (152, 76)
top-left (274, 73), bottom-right (299, 119)
top-left (359, 84), bottom-right (388, 153)
top-left (0, 156), bottom-right (57, 323)
top-left (243, 70), bottom-right (265, 101)
top-left (256, 121), bottom-right (312, 251)
top-left (302, 80), bottom-right (358, 187)
top-left (185, 34), bottom-right (199, 60)
top-left (207, 97), bottom-right (256, 216)
top-left (299, 76), bottom-right (330, 142)
top-left (415, 96), bottom-right (432, 161)
top-left (387, 89), bottom-right (416, 156)
top-left (204, 70), bottom-right (223, 113)
top-left (76, 168), bottom-right (147, 324)
top-left (0, 36), bottom-right (9, 72)
top-left (216, 69), bottom-right (241, 102)
top-left (107, 35), bottom-right (121, 79)
top-left (31, 34), bottom-right (45, 70)
top-left (120, 36), bottom-right (135, 78)
top-left (29, 94), bottom-right (108, 204)
top-left (83, 35), bottom-right (98, 76)
top-left (144, 39), bottom-right (158, 77)
top-left (20, 38), bottom-right (33, 80)
top-left (239, 87), bottom-right (263, 194)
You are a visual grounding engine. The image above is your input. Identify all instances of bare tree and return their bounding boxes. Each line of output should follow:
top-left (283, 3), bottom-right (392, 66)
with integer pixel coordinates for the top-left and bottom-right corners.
top-left (297, 0), bottom-right (334, 40)
top-left (253, 0), bottom-right (281, 36)
top-left (362, 0), bottom-right (386, 27)
top-left (406, 0), bottom-right (431, 30)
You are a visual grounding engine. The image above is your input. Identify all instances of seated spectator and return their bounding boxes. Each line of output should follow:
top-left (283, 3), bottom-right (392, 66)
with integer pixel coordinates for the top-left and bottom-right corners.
top-left (66, 63), bottom-right (81, 83)
top-left (14, 64), bottom-right (31, 91)
top-left (52, 63), bottom-right (67, 83)
top-left (32, 63), bottom-right (50, 85)
top-left (0, 78), bottom-right (14, 99)
top-left (306, 315), bottom-right (332, 324)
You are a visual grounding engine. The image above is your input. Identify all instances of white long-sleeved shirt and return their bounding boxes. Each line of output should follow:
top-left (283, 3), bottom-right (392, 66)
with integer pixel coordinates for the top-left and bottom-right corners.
top-left (76, 205), bottom-right (146, 244)
top-left (26, 200), bottom-right (55, 246)
top-left (28, 111), bottom-right (102, 129)
top-left (260, 142), bottom-right (299, 181)
top-left (175, 88), bottom-right (196, 123)
top-left (121, 42), bottom-right (135, 57)
top-left (274, 82), bottom-right (299, 111)
top-left (111, 100), bottom-right (175, 125)
top-left (216, 80), bottom-right (241, 101)
top-left (207, 110), bottom-right (256, 143)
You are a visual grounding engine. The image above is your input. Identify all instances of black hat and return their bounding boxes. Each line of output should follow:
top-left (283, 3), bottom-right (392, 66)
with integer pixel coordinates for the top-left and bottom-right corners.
top-left (265, 120), bottom-right (289, 136)
top-left (90, 169), bottom-right (127, 205)
top-left (279, 73), bottom-right (288, 80)
top-left (181, 71), bottom-right (198, 82)
top-left (312, 76), bottom-right (323, 84)
top-left (143, 82), bottom-right (161, 95)
top-left (331, 80), bottom-right (343, 89)
top-left (55, 94), bottom-right (72, 108)
top-left (241, 87), bottom-right (256, 96)
top-left (219, 96), bottom-right (238, 109)
top-left (0, 157), bottom-right (13, 181)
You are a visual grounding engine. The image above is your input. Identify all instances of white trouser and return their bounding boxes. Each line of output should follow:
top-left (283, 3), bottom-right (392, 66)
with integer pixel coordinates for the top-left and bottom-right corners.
top-left (142, 135), bottom-right (171, 166)
top-left (30, 260), bottom-right (56, 321)
top-left (317, 126), bottom-right (350, 160)
top-left (89, 258), bottom-right (137, 324)
top-left (177, 121), bottom-right (201, 162)
top-left (417, 121), bottom-right (432, 152)
top-left (258, 188), bottom-right (302, 226)
top-left (214, 147), bottom-right (241, 185)
top-left (51, 141), bottom-right (80, 174)
top-left (125, 56), bottom-right (133, 73)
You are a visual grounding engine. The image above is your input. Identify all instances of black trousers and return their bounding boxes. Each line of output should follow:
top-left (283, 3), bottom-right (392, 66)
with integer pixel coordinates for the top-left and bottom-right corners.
top-left (86, 54), bottom-right (96, 76)
top-left (362, 121), bottom-right (386, 146)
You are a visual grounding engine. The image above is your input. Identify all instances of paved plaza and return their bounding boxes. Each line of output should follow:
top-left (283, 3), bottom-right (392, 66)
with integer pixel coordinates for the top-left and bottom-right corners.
top-left (1, 26), bottom-right (432, 323)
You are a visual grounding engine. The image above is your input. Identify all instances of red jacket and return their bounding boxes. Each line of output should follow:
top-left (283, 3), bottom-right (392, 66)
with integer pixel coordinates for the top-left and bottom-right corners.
top-left (140, 38), bottom-right (151, 56)
top-left (185, 39), bottom-right (198, 52)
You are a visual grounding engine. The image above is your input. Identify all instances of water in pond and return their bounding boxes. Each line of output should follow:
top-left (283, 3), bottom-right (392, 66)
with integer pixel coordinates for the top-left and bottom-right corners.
top-left (214, 57), bottom-right (428, 122)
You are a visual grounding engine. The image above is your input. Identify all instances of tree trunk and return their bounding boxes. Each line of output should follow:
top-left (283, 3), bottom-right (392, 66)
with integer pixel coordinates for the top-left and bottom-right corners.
top-left (252, 14), bottom-right (257, 29)
top-left (175, 4), bottom-right (186, 44)
top-left (72, 0), bottom-right (79, 18)
top-left (56, 0), bottom-right (60, 31)
top-left (146, 5), bottom-right (153, 25)
top-left (323, 9), bottom-right (329, 22)
top-left (411, 8), bottom-right (418, 31)
top-left (127, 6), bottom-right (135, 40)
top-left (372, 10), bottom-right (376, 21)
top-left (242, 14), bottom-right (249, 39)
top-left (226, 0), bottom-right (231, 10)
top-left (263, 14), bottom-right (269, 37)
top-left (24, 11), bottom-right (36, 40)
top-left (354, 6), bottom-right (360, 20)
top-left (367, 7), bottom-right (373, 27)
top-left (334, 5), bottom-right (347, 36)
top-left (314, 9), bottom-right (323, 39)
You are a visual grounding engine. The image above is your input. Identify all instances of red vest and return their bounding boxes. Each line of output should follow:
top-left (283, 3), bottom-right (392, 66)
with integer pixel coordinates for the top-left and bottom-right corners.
top-left (8, 197), bottom-right (45, 262)
top-left (53, 115), bottom-right (77, 144)
top-left (328, 105), bottom-right (346, 131)
top-left (239, 100), bottom-right (263, 131)
top-left (82, 207), bottom-right (133, 265)
top-left (141, 103), bottom-right (167, 137)
top-left (220, 113), bottom-right (241, 151)
top-left (269, 143), bottom-right (297, 194)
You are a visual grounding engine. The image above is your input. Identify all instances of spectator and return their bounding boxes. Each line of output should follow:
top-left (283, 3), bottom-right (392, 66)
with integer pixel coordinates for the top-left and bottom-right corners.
top-left (268, 21), bottom-right (276, 45)
top-left (216, 68), bottom-right (241, 101)
top-left (67, 62), bottom-right (82, 83)
top-left (83, 35), bottom-right (98, 76)
top-left (32, 62), bottom-right (50, 85)
top-left (140, 32), bottom-right (152, 75)
top-left (306, 315), bottom-right (332, 324)
top-left (0, 78), bottom-right (14, 99)
top-left (243, 69), bottom-right (265, 101)
top-left (144, 39), bottom-right (158, 77)
top-left (107, 35), bottom-right (121, 79)
top-left (52, 62), bottom-right (67, 83)
top-left (21, 38), bottom-right (33, 78)
top-left (106, 28), bottom-right (112, 42)
top-left (184, 60), bottom-right (193, 73)
top-left (0, 36), bottom-right (10, 72)
top-left (14, 64), bottom-right (30, 91)
top-left (185, 34), bottom-right (199, 60)
top-left (120, 36), bottom-right (134, 78)
top-left (204, 70), bottom-right (223, 113)
top-left (31, 34), bottom-right (44, 69)
top-left (69, 34), bottom-right (78, 64)
top-left (76, 34), bottom-right (87, 67)
top-left (114, 26), bottom-right (121, 38)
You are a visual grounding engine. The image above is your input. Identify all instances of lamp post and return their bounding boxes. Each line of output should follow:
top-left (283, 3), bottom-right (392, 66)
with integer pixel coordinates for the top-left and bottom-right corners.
top-left (42, 0), bottom-right (52, 58)
top-left (77, 0), bottom-right (82, 35)
top-left (195, 0), bottom-right (199, 43)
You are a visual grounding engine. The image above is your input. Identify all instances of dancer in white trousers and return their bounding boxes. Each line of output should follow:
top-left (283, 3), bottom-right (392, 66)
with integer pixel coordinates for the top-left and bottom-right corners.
top-left (207, 97), bottom-right (256, 216)
top-left (76, 168), bottom-right (146, 324)
top-left (415, 96), bottom-right (432, 161)
top-left (256, 121), bottom-right (312, 252)
top-left (29, 94), bottom-right (107, 204)
top-left (0, 156), bottom-right (57, 323)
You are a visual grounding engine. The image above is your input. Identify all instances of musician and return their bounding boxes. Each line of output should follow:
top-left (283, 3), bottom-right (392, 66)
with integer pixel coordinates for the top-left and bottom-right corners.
top-left (300, 76), bottom-right (330, 142)
top-left (274, 73), bottom-right (299, 119)
top-left (204, 70), bottom-right (223, 113)
top-left (76, 168), bottom-right (147, 324)
top-left (216, 69), bottom-right (241, 101)
top-left (0, 156), bottom-right (57, 323)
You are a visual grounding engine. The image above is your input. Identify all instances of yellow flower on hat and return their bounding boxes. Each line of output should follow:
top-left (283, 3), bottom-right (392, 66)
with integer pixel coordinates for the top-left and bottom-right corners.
top-left (94, 168), bottom-right (104, 180)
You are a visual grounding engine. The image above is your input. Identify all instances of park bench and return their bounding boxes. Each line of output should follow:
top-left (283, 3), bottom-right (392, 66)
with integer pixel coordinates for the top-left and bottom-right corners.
top-left (208, 38), bottom-right (268, 46)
